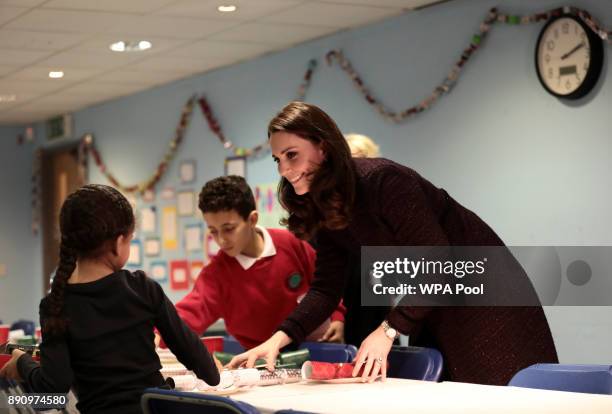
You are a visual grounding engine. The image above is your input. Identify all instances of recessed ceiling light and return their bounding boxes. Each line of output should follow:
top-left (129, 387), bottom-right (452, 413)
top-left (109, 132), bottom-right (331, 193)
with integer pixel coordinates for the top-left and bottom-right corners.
top-left (110, 41), bottom-right (126, 52)
top-left (49, 71), bottom-right (64, 79)
top-left (138, 40), bottom-right (152, 50)
top-left (217, 5), bottom-right (237, 13)
top-left (110, 40), bottom-right (152, 52)
top-left (0, 94), bottom-right (17, 102)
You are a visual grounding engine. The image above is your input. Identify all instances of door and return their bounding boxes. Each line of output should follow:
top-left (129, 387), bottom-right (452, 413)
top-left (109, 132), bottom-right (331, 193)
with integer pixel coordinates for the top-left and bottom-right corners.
top-left (40, 144), bottom-right (85, 294)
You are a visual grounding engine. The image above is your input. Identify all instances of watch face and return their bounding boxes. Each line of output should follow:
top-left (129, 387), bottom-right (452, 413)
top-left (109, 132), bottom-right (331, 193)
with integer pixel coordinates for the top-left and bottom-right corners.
top-left (535, 15), bottom-right (603, 99)
top-left (387, 328), bottom-right (397, 339)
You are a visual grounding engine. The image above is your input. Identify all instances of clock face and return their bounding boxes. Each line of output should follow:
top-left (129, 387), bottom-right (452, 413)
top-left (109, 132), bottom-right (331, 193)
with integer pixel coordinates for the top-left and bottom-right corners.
top-left (535, 15), bottom-right (603, 99)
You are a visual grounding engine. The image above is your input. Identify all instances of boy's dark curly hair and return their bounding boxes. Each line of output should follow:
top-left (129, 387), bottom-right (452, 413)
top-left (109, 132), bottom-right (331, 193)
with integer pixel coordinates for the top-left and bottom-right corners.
top-left (198, 175), bottom-right (256, 219)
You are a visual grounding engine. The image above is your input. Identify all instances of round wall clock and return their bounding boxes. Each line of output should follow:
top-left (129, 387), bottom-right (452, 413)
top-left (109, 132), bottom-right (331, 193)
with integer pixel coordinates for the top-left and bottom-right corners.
top-left (535, 14), bottom-right (604, 99)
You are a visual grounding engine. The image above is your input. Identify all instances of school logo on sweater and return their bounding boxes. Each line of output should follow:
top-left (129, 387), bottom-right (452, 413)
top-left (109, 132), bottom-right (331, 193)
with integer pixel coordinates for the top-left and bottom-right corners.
top-left (286, 273), bottom-right (303, 291)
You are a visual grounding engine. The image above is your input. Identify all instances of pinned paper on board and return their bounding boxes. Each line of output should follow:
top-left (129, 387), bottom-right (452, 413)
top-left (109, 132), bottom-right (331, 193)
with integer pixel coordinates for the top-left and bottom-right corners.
top-left (254, 183), bottom-right (286, 229)
top-left (142, 189), bottom-right (155, 203)
top-left (149, 260), bottom-right (168, 283)
top-left (144, 237), bottom-right (161, 257)
top-left (180, 160), bottom-right (196, 184)
top-left (225, 156), bottom-right (246, 177)
top-left (162, 206), bottom-right (178, 250)
top-left (170, 260), bottom-right (189, 290)
top-left (178, 191), bottom-right (195, 217)
top-left (190, 260), bottom-right (204, 283)
top-left (128, 239), bottom-right (142, 266)
top-left (141, 206), bottom-right (156, 233)
top-left (205, 233), bottom-right (220, 262)
top-left (161, 186), bottom-right (176, 201)
top-left (185, 223), bottom-right (203, 252)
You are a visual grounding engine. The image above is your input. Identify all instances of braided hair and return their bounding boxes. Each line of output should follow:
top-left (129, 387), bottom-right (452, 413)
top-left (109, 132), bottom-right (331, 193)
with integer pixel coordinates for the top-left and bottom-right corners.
top-left (45, 184), bottom-right (134, 336)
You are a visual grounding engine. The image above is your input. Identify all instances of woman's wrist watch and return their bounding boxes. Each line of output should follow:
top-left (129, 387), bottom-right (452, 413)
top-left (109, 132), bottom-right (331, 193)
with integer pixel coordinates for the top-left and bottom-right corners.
top-left (381, 320), bottom-right (400, 340)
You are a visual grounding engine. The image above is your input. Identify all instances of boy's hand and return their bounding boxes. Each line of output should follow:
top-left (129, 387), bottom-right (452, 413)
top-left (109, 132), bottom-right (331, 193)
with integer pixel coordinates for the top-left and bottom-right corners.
top-left (318, 320), bottom-right (345, 343)
top-left (0, 349), bottom-right (25, 381)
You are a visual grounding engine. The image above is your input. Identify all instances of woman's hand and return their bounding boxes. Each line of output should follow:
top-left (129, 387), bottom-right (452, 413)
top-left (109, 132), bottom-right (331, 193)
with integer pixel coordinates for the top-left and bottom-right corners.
top-left (318, 321), bottom-right (345, 343)
top-left (0, 349), bottom-right (26, 381)
top-left (352, 325), bottom-right (393, 382)
top-left (227, 331), bottom-right (292, 371)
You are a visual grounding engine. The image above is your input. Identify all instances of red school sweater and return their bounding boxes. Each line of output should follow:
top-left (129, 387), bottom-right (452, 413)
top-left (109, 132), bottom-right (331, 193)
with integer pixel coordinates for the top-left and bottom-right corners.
top-left (174, 228), bottom-right (345, 350)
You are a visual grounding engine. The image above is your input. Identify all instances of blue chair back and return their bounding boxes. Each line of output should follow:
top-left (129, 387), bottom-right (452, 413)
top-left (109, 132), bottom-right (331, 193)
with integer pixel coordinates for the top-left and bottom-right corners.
top-left (141, 388), bottom-right (260, 414)
top-left (386, 346), bottom-right (443, 381)
top-left (509, 364), bottom-right (612, 395)
top-left (10, 320), bottom-right (35, 336)
top-left (298, 342), bottom-right (358, 363)
top-left (223, 336), bottom-right (245, 354)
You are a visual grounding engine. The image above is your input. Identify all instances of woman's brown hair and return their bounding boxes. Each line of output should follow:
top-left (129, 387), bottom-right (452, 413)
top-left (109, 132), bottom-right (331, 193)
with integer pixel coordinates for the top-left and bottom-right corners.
top-left (268, 101), bottom-right (355, 240)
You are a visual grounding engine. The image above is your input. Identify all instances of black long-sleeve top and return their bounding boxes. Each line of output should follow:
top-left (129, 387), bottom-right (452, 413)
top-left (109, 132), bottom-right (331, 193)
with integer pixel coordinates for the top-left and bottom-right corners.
top-left (279, 158), bottom-right (557, 385)
top-left (18, 270), bottom-right (220, 414)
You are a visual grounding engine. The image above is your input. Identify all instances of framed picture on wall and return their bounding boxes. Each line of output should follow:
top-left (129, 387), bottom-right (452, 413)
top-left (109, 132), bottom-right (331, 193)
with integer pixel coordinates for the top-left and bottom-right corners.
top-left (128, 239), bottom-right (142, 266)
top-left (170, 260), bottom-right (190, 291)
top-left (190, 260), bottom-right (204, 283)
top-left (161, 186), bottom-right (176, 201)
top-left (225, 156), bottom-right (246, 178)
top-left (205, 232), bottom-right (220, 262)
top-left (144, 237), bottom-right (161, 257)
top-left (149, 260), bottom-right (168, 283)
top-left (140, 206), bottom-right (156, 233)
top-left (185, 223), bottom-right (203, 252)
top-left (142, 189), bottom-right (155, 203)
top-left (179, 160), bottom-right (196, 184)
top-left (177, 191), bottom-right (195, 216)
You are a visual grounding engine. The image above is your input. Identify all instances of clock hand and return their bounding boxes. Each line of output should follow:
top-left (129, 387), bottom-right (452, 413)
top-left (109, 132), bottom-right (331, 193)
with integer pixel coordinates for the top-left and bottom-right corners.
top-left (561, 42), bottom-right (585, 60)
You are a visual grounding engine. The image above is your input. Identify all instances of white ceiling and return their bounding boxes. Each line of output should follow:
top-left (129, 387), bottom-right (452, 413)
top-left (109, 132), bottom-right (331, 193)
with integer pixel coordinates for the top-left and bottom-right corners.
top-left (0, 0), bottom-right (444, 125)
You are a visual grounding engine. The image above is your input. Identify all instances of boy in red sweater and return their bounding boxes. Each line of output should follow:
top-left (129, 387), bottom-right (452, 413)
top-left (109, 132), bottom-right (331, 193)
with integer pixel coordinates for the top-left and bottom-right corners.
top-left (159, 176), bottom-right (345, 350)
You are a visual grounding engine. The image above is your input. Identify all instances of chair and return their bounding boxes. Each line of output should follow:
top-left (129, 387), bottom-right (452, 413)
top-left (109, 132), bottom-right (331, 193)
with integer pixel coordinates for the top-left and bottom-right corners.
top-left (386, 346), bottom-right (443, 381)
top-left (298, 342), bottom-right (358, 363)
top-left (223, 336), bottom-right (245, 354)
top-left (508, 364), bottom-right (612, 395)
top-left (141, 388), bottom-right (260, 414)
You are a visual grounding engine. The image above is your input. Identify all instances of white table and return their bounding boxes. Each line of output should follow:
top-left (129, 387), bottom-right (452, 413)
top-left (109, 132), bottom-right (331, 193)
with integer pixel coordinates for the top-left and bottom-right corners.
top-left (230, 378), bottom-right (612, 414)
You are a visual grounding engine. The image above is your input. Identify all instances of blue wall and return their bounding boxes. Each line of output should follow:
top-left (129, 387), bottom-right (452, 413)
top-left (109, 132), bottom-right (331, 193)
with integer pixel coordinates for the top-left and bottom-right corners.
top-left (0, 126), bottom-right (42, 325)
top-left (1, 0), bottom-right (610, 363)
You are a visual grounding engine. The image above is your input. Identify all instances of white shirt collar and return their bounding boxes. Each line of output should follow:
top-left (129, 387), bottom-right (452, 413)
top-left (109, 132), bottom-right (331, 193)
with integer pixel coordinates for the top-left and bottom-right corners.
top-left (234, 226), bottom-right (276, 270)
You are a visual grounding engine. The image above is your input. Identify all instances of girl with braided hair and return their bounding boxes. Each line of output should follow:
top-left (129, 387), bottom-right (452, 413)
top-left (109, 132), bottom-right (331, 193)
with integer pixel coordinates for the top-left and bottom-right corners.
top-left (0, 184), bottom-right (219, 413)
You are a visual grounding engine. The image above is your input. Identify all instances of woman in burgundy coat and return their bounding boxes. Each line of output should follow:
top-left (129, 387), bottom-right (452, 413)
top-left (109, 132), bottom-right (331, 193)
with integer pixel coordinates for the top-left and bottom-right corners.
top-left (229, 101), bottom-right (558, 385)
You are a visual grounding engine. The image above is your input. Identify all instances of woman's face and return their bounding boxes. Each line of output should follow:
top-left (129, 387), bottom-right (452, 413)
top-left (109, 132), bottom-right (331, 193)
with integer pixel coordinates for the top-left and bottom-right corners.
top-left (270, 131), bottom-right (325, 195)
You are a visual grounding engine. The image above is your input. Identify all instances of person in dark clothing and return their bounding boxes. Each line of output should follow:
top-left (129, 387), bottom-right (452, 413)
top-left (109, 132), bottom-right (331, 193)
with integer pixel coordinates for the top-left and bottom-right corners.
top-left (228, 101), bottom-right (558, 385)
top-left (0, 184), bottom-right (220, 413)
top-left (342, 133), bottom-right (390, 347)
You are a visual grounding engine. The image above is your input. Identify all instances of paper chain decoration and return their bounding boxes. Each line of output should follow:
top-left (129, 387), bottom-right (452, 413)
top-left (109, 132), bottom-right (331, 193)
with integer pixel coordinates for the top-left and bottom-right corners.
top-left (38, 6), bottom-right (609, 209)
top-left (198, 59), bottom-right (318, 158)
top-left (79, 60), bottom-right (318, 196)
top-left (325, 6), bottom-right (611, 123)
